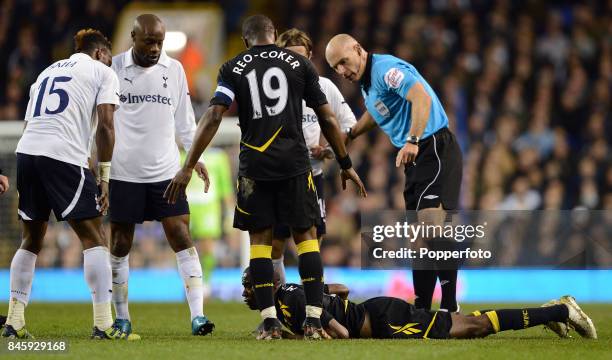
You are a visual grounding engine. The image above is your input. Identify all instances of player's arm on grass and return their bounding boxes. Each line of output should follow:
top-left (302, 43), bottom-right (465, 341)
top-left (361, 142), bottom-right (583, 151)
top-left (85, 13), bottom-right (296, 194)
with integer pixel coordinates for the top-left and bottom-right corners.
top-left (326, 284), bottom-right (349, 300)
top-left (325, 319), bottom-right (349, 339)
top-left (165, 104), bottom-right (227, 204)
top-left (321, 310), bottom-right (348, 339)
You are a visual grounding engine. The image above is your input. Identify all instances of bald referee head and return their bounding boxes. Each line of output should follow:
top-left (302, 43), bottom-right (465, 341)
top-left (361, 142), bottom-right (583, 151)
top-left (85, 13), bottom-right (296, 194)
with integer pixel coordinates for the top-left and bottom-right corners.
top-left (325, 34), bottom-right (368, 82)
top-left (131, 14), bottom-right (165, 67)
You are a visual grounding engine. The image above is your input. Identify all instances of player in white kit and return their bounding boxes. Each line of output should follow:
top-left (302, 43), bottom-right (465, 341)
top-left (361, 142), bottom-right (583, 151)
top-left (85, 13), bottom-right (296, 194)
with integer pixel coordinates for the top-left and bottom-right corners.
top-left (3, 29), bottom-right (138, 340)
top-left (271, 29), bottom-right (357, 284)
top-left (108, 14), bottom-right (214, 337)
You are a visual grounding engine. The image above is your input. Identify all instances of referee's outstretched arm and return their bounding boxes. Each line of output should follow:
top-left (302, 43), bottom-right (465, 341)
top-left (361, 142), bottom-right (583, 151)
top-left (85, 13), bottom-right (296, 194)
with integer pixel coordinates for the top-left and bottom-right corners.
top-left (314, 103), bottom-right (367, 198)
top-left (346, 111), bottom-right (378, 143)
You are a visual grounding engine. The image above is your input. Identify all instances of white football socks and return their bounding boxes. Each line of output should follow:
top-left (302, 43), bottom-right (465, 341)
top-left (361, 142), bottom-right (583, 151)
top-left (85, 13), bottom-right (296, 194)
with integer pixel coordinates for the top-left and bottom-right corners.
top-left (110, 254), bottom-right (130, 320)
top-left (83, 246), bottom-right (113, 330)
top-left (176, 247), bottom-right (204, 320)
top-left (260, 306), bottom-right (277, 320)
top-left (7, 249), bottom-right (37, 330)
top-left (306, 305), bottom-right (323, 319)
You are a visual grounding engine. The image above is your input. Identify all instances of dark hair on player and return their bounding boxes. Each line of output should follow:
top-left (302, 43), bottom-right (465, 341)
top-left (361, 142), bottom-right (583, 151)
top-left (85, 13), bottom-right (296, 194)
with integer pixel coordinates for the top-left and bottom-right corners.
top-left (74, 28), bottom-right (111, 53)
top-left (241, 267), bottom-right (252, 287)
top-left (276, 28), bottom-right (313, 54)
top-left (242, 15), bottom-right (275, 43)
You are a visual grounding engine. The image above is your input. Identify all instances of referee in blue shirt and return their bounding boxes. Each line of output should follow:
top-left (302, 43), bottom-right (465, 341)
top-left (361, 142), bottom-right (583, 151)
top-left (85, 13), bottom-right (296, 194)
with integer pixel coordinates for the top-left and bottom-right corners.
top-left (326, 34), bottom-right (463, 312)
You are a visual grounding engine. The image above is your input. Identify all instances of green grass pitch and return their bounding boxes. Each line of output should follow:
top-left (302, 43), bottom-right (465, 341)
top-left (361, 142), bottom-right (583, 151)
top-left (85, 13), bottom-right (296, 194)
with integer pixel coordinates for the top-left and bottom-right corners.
top-left (1, 302), bottom-right (610, 359)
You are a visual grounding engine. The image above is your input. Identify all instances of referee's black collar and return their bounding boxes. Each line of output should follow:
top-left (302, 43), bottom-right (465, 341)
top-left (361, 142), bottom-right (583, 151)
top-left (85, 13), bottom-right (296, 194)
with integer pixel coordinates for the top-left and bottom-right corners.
top-left (360, 53), bottom-right (374, 94)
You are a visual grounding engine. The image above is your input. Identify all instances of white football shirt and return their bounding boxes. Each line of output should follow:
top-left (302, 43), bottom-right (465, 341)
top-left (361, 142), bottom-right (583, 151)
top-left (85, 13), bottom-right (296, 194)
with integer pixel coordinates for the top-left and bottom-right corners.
top-left (16, 53), bottom-right (120, 168)
top-left (303, 76), bottom-right (356, 175)
top-left (110, 48), bottom-right (196, 183)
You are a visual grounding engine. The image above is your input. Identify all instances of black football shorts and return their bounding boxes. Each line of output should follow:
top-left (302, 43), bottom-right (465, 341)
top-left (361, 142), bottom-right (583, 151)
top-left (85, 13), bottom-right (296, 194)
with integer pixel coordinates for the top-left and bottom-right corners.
top-left (16, 153), bottom-right (100, 221)
top-left (404, 127), bottom-right (462, 211)
top-left (363, 296), bottom-right (452, 339)
top-left (109, 179), bottom-right (189, 224)
top-left (273, 172), bottom-right (326, 239)
top-left (234, 171), bottom-right (320, 233)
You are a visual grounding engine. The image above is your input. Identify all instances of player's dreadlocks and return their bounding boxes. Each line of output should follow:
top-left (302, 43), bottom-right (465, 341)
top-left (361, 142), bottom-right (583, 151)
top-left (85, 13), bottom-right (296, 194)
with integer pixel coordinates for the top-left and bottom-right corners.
top-left (74, 28), bottom-right (111, 53)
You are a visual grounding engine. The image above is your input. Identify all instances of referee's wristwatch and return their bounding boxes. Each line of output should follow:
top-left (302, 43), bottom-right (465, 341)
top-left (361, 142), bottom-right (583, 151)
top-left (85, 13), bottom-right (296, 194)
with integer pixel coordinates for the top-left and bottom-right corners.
top-left (407, 135), bottom-right (419, 145)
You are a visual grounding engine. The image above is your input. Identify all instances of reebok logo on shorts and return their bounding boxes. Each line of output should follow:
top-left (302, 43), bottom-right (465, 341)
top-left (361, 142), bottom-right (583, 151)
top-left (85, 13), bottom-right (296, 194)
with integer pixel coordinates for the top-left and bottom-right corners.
top-left (388, 322), bottom-right (421, 335)
top-left (424, 194), bottom-right (439, 200)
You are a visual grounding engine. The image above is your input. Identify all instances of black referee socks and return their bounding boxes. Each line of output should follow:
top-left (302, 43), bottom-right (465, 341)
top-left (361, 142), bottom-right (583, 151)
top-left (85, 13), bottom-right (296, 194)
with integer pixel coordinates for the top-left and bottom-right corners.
top-left (249, 245), bottom-right (275, 311)
top-left (485, 305), bottom-right (569, 332)
top-left (297, 240), bottom-right (324, 308)
top-left (433, 237), bottom-right (459, 312)
top-left (413, 269), bottom-right (437, 310)
top-left (438, 269), bottom-right (458, 312)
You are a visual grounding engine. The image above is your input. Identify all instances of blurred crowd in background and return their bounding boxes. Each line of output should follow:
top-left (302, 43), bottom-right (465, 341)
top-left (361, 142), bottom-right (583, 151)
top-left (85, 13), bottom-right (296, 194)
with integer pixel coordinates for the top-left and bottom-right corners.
top-left (0, 0), bottom-right (610, 270)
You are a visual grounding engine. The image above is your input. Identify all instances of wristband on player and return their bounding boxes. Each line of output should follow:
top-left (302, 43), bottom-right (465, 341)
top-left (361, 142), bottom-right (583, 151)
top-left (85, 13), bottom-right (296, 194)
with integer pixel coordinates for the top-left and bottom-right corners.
top-left (336, 155), bottom-right (352, 170)
top-left (98, 162), bottom-right (111, 183)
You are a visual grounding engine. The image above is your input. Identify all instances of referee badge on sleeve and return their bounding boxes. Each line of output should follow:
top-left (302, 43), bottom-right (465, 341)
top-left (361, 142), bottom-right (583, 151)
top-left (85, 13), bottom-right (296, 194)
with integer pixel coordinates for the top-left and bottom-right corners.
top-left (384, 67), bottom-right (404, 89)
top-left (374, 99), bottom-right (390, 118)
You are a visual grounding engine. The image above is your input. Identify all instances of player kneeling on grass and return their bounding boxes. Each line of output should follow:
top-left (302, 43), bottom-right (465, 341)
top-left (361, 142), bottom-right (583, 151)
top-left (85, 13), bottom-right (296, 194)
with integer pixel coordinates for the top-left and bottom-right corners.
top-left (241, 268), bottom-right (597, 340)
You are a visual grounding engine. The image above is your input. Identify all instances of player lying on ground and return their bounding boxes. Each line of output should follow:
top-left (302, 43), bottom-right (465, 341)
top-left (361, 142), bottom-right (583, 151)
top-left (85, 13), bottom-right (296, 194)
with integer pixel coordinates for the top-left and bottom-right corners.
top-left (165, 14), bottom-right (366, 340)
top-left (241, 268), bottom-right (597, 340)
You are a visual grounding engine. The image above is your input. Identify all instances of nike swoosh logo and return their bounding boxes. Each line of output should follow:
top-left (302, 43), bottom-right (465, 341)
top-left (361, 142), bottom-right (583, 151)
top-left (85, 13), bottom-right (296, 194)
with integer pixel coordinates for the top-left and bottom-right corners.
top-left (241, 126), bottom-right (283, 153)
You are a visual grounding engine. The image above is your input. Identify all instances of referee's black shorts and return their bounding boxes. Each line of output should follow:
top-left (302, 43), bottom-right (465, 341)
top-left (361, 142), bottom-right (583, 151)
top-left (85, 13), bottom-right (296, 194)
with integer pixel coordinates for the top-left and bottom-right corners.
top-left (404, 127), bottom-right (462, 211)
